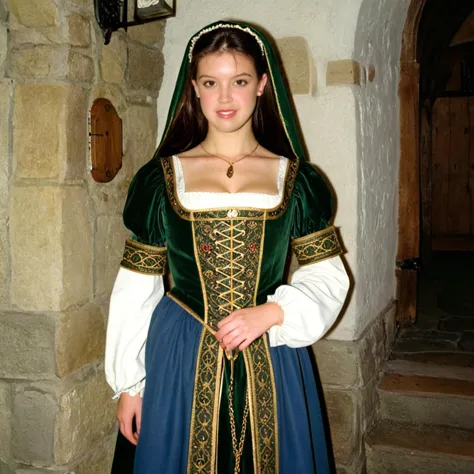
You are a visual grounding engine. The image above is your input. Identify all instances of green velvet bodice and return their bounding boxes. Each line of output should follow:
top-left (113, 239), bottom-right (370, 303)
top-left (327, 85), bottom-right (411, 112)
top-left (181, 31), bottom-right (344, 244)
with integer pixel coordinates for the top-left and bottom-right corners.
top-left (122, 155), bottom-right (334, 329)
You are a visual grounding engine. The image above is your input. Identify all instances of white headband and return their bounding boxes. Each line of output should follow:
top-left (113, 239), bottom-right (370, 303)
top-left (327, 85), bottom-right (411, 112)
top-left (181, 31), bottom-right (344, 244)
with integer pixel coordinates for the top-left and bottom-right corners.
top-left (188, 24), bottom-right (265, 63)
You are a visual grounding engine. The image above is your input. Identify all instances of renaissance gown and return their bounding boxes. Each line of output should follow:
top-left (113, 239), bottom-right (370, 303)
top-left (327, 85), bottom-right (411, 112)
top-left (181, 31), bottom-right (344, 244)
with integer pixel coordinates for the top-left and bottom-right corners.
top-left (105, 153), bottom-right (349, 474)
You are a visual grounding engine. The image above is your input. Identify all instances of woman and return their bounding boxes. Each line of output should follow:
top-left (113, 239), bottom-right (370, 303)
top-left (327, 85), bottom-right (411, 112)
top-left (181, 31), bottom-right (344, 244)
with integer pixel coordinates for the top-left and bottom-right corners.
top-left (105, 20), bottom-right (350, 474)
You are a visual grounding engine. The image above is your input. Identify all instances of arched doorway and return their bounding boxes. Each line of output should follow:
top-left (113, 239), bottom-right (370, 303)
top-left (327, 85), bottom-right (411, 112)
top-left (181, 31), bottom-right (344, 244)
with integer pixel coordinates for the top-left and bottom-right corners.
top-left (397, 0), bottom-right (474, 325)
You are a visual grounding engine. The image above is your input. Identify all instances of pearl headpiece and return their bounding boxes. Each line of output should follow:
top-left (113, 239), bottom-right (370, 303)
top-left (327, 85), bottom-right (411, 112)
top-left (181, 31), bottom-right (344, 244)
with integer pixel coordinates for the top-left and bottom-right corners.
top-left (188, 23), bottom-right (266, 63)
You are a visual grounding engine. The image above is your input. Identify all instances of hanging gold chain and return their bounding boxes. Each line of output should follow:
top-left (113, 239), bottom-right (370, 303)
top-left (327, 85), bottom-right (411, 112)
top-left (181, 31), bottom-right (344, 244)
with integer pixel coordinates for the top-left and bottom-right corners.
top-left (228, 357), bottom-right (250, 474)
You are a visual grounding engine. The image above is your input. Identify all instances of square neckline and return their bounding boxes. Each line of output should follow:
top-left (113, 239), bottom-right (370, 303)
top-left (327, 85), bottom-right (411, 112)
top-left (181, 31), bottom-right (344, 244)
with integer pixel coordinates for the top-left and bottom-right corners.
top-left (172, 155), bottom-right (288, 198)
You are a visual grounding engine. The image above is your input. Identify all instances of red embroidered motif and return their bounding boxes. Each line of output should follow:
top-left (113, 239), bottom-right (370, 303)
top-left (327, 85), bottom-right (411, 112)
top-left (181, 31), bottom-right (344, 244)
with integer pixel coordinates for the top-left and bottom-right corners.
top-left (249, 243), bottom-right (258, 253)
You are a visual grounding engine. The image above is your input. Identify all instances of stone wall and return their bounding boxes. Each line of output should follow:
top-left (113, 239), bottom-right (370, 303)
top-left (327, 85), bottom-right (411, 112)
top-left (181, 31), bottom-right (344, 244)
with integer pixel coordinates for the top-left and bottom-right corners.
top-left (314, 303), bottom-right (397, 473)
top-left (0, 1), bottom-right (164, 472)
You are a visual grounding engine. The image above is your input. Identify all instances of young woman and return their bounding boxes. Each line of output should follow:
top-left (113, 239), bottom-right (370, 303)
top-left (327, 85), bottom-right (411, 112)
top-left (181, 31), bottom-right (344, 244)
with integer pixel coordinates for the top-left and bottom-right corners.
top-left (105, 20), bottom-right (350, 474)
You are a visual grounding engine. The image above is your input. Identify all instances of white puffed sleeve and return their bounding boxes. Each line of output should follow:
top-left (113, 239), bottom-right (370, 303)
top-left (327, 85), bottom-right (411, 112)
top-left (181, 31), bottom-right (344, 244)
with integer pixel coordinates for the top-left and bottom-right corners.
top-left (267, 256), bottom-right (349, 348)
top-left (105, 267), bottom-right (164, 399)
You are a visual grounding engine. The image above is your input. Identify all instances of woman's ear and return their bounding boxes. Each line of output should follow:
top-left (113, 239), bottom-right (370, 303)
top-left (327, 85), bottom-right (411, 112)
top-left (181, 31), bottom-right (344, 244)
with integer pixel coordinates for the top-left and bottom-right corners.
top-left (257, 73), bottom-right (268, 96)
top-left (191, 79), bottom-right (200, 98)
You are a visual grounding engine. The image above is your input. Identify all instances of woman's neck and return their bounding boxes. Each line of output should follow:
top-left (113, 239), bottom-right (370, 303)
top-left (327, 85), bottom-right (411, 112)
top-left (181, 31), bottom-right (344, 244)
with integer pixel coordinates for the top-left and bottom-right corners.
top-left (202, 126), bottom-right (258, 158)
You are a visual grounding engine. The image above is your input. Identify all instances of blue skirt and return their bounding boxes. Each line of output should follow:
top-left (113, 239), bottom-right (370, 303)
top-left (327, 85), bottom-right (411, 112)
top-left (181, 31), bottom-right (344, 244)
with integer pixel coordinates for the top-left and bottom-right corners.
top-left (134, 297), bottom-right (334, 473)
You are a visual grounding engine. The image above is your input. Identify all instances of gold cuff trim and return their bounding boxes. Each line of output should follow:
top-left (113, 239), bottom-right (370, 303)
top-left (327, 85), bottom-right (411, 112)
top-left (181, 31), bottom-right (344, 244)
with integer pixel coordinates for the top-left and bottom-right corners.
top-left (292, 226), bottom-right (342, 266)
top-left (120, 239), bottom-right (167, 275)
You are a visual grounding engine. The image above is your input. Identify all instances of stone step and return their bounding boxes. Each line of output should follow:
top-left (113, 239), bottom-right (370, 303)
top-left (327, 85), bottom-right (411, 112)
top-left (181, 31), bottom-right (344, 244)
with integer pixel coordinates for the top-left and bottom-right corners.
top-left (379, 373), bottom-right (474, 429)
top-left (366, 420), bottom-right (474, 474)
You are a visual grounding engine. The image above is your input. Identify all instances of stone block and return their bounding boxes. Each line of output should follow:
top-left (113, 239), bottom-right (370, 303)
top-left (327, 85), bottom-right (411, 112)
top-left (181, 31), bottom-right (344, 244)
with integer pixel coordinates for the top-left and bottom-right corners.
top-left (95, 215), bottom-right (129, 297)
top-left (64, 86), bottom-right (88, 181)
top-left (0, 1), bottom-right (8, 21)
top-left (11, 186), bottom-right (63, 311)
top-left (0, 25), bottom-right (7, 70)
top-left (9, 45), bottom-right (68, 78)
top-left (10, 24), bottom-right (64, 47)
top-left (56, 366), bottom-right (116, 464)
top-left (11, 186), bottom-right (92, 311)
top-left (0, 382), bottom-right (12, 462)
top-left (1, 461), bottom-right (15, 474)
top-left (326, 59), bottom-right (361, 86)
top-left (56, 305), bottom-right (105, 377)
top-left (127, 21), bottom-right (164, 46)
top-left (72, 432), bottom-right (115, 474)
top-left (324, 388), bottom-right (358, 464)
top-left (0, 312), bottom-right (56, 378)
top-left (5, 0), bottom-right (58, 27)
top-left (100, 34), bottom-right (127, 85)
top-left (0, 81), bottom-right (12, 215)
top-left (60, 186), bottom-right (93, 309)
top-left (0, 218), bottom-right (8, 306)
top-left (277, 37), bottom-right (312, 95)
top-left (67, 13), bottom-right (90, 47)
top-left (313, 339), bottom-right (359, 388)
top-left (14, 83), bottom-right (87, 181)
top-left (126, 42), bottom-right (163, 93)
top-left (16, 469), bottom-right (67, 474)
top-left (360, 375), bottom-right (378, 433)
top-left (12, 387), bottom-right (57, 464)
top-left (123, 104), bottom-right (157, 169)
top-left (67, 52), bottom-right (94, 83)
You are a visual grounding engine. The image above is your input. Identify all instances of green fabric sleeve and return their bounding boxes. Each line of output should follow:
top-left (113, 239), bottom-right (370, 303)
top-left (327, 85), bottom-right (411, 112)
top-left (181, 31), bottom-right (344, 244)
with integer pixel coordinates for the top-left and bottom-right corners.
top-left (291, 161), bottom-right (334, 239)
top-left (123, 158), bottom-right (167, 248)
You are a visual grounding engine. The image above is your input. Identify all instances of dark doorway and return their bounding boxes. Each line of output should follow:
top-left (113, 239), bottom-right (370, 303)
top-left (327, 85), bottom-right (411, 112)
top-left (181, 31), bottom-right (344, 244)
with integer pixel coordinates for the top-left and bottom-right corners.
top-left (394, 1), bottom-right (474, 357)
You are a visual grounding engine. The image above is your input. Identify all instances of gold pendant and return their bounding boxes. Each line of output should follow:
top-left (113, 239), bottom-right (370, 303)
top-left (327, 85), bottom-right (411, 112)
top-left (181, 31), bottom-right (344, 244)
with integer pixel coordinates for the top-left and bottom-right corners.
top-left (227, 165), bottom-right (234, 178)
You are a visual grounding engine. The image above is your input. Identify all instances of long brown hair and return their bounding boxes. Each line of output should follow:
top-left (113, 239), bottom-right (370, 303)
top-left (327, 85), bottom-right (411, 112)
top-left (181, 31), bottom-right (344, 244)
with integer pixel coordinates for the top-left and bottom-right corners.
top-left (157, 27), bottom-right (297, 160)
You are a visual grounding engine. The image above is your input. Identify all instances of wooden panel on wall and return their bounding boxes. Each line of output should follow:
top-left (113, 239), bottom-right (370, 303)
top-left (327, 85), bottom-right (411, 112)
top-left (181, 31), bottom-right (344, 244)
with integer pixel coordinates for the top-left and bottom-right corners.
top-left (431, 97), bottom-right (473, 249)
top-left (432, 98), bottom-right (451, 236)
top-left (470, 98), bottom-right (474, 235)
top-left (448, 98), bottom-right (470, 234)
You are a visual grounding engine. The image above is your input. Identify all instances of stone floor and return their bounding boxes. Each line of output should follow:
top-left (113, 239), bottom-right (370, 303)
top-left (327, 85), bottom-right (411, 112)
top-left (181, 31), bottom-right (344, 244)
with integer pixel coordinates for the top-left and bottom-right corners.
top-left (392, 251), bottom-right (474, 356)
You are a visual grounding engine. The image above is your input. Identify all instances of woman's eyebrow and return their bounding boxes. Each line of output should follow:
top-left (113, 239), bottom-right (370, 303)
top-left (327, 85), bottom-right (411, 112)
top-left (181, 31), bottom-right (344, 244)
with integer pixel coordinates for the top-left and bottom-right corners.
top-left (197, 72), bottom-right (254, 80)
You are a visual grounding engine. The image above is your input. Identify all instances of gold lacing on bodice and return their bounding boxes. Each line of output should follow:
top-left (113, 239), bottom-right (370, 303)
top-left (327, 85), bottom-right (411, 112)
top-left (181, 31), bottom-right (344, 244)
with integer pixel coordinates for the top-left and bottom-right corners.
top-left (215, 218), bottom-right (247, 315)
top-left (193, 212), bottom-right (265, 329)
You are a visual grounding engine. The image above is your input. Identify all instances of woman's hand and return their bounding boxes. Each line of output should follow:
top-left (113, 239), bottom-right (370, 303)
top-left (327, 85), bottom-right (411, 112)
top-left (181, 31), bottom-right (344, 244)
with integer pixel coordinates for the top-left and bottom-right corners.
top-left (215, 302), bottom-right (283, 351)
top-left (117, 392), bottom-right (142, 445)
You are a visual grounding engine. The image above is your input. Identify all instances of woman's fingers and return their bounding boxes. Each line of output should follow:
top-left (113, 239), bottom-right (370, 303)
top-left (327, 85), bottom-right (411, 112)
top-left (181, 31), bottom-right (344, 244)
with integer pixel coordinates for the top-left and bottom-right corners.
top-left (215, 319), bottom-right (240, 342)
top-left (117, 392), bottom-right (142, 446)
top-left (135, 403), bottom-right (142, 438)
top-left (120, 418), bottom-right (137, 445)
top-left (222, 328), bottom-right (247, 351)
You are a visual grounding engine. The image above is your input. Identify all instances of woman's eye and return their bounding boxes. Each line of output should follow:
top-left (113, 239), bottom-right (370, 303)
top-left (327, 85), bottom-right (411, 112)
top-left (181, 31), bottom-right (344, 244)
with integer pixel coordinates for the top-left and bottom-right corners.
top-left (203, 80), bottom-right (216, 87)
top-left (235, 79), bottom-right (248, 86)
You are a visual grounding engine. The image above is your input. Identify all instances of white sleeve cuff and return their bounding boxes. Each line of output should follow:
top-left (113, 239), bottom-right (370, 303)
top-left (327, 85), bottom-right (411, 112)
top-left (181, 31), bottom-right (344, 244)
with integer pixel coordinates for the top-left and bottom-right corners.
top-left (105, 267), bottom-right (164, 398)
top-left (267, 256), bottom-right (349, 348)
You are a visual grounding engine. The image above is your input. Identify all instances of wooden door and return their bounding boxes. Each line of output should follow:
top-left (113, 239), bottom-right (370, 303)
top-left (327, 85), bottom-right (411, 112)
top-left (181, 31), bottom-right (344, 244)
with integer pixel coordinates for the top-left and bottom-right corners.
top-left (431, 97), bottom-right (474, 250)
top-left (397, 61), bottom-right (421, 325)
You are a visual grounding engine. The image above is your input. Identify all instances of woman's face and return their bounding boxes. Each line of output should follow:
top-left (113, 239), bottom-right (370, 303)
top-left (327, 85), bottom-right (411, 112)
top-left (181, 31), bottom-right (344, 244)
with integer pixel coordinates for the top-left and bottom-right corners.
top-left (192, 51), bottom-right (267, 135)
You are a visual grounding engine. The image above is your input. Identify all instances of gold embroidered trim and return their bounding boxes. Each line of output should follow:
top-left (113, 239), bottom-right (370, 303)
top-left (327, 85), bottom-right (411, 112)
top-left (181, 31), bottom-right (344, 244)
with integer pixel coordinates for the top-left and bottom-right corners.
top-left (243, 336), bottom-right (279, 473)
top-left (291, 225), bottom-right (342, 266)
top-left (161, 156), bottom-right (298, 222)
top-left (120, 239), bottom-right (167, 275)
top-left (186, 329), bottom-right (224, 474)
top-left (184, 214), bottom-right (278, 473)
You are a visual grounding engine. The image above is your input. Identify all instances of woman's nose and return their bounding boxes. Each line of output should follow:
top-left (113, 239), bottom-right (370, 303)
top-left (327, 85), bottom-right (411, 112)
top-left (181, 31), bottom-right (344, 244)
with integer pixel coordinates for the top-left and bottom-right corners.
top-left (218, 85), bottom-right (232, 103)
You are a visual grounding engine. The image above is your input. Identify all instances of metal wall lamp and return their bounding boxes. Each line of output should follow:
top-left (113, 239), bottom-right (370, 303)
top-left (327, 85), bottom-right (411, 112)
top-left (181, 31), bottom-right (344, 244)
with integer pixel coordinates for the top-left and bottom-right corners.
top-left (94, 0), bottom-right (175, 44)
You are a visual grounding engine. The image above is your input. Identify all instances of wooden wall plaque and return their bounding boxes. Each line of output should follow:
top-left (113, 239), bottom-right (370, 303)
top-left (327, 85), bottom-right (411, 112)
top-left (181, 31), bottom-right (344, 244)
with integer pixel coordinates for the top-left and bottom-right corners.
top-left (89, 98), bottom-right (122, 183)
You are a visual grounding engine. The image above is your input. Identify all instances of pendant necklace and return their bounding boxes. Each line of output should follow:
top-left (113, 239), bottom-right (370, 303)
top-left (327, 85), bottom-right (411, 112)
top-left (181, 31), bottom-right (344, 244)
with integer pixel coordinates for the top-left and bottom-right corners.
top-left (200, 142), bottom-right (259, 178)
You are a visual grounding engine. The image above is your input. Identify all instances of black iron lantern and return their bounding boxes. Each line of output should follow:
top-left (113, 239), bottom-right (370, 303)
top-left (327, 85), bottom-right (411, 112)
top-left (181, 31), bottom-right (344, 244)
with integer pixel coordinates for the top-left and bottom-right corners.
top-left (94, 0), bottom-right (175, 44)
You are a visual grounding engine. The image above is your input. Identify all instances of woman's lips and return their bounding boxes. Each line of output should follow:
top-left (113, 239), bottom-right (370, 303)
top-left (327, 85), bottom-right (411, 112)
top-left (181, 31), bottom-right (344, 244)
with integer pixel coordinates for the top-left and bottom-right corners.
top-left (216, 109), bottom-right (237, 119)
